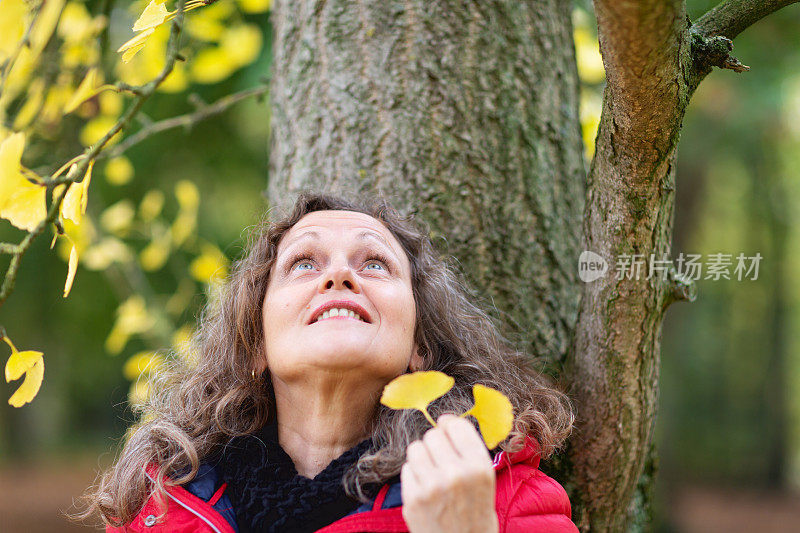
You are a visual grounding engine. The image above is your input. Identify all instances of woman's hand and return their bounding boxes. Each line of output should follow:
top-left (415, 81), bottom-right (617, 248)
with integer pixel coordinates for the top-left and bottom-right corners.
top-left (401, 414), bottom-right (499, 533)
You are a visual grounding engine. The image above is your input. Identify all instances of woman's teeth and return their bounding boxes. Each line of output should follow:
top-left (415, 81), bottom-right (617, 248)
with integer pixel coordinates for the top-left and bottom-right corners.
top-left (315, 308), bottom-right (365, 323)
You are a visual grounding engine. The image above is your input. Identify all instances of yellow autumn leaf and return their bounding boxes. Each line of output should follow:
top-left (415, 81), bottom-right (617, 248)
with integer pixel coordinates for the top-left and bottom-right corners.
top-left (115, 24), bottom-right (187, 93)
top-left (12, 78), bottom-right (45, 130)
top-left (172, 325), bottom-right (193, 350)
top-left (237, 0), bottom-right (272, 14)
top-left (0, 132), bottom-right (46, 231)
top-left (100, 199), bottom-right (135, 235)
top-left (186, 13), bottom-right (226, 43)
top-left (175, 179), bottom-right (200, 210)
top-left (63, 238), bottom-right (79, 297)
top-left (80, 115), bottom-right (121, 147)
top-left (105, 156), bottom-right (134, 185)
top-left (58, 1), bottom-right (97, 44)
top-left (139, 189), bottom-right (165, 221)
top-left (56, 159), bottom-right (94, 224)
top-left (191, 47), bottom-right (236, 84)
top-left (0, 0), bottom-right (27, 63)
top-left (380, 370), bottom-right (455, 426)
top-left (41, 80), bottom-right (73, 125)
top-left (82, 237), bottom-right (132, 270)
top-left (140, 230), bottom-right (172, 271)
top-left (133, 0), bottom-right (171, 32)
top-left (461, 384), bottom-right (513, 449)
top-left (123, 351), bottom-right (164, 381)
top-left (118, 27), bottom-right (154, 63)
top-left (105, 296), bottom-right (156, 354)
top-left (64, 67), bottom-right (100, 114)
top-left (220, 24), bottom-right (262, 67)
top-left (189, 243), bottom-right (229, 283)
top-left (129, 378), bottom-right (150, 405)
top-left (3, 336), bottom-right (45, 408)
top-left (30, 0), bottom-right (65, 54)
top-left (99, 91), bottom-right (123, 116)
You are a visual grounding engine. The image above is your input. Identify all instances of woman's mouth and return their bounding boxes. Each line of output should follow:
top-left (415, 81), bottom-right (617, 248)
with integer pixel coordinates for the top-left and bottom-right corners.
top-left (311, 308), bottom-right (367, 324)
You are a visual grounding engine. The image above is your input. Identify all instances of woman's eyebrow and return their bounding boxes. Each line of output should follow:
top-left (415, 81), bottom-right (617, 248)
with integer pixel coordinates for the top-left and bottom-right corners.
top-left (357, 231), bottom-right (398, 257)
top-left (283, 230), bottom-right (397, 257)
top-left (283, 231), bottom-right (321, 250)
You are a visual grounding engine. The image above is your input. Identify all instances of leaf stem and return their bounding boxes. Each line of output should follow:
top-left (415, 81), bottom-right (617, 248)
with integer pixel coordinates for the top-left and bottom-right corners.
top-left (422, 408), bottom-right (437, 427)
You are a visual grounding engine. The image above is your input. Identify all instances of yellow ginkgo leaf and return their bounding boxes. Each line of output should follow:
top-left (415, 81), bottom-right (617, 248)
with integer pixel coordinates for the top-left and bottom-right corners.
top-left (461, 384), bottom-right (514, 449)
top-left (237, 0), bottom-right (272, 15)
top-left (139, 189), bottom-right (165, 221)
top-left (63, 237), bottom-right (79, 297)
top-left (118, 28), bottom-right (154, 63)
top-left (64, 67), bottom-right (100, 114)
top-left (380, 370), bottom-right (454, 425)
top-left (220, 24), bottom-right (262, 67)
top-left (189, 243), bottom-right (229, 283)
top-left (129, 378), bottom-right (150, 405)
top-left (0, 132), bottom-right (46, 231)
top-left (105, 156), bottom-right (134, 185)
top-left (123, 351), bottom-right (164, 381)
top-left (133, 0), bottom-right (171, 32)
top-left (3, 336), bottom-right (45, 408)
top-left (57, 159), bottom-right (94, 223)
top-left (191, 47), bottom-right (236, 84)
top-left (12, 78), bottom-right (45, 129)
top-left (105, 296), bottom-right (156, 354)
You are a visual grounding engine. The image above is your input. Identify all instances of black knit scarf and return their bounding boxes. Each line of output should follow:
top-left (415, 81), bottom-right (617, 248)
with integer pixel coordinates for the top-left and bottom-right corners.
top-left (216, 422), bottom-right (375, 533)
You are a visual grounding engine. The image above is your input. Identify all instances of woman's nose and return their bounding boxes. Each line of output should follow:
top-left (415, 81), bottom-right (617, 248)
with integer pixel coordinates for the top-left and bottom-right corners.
top-left (318, 263), bottom-right (361, 294)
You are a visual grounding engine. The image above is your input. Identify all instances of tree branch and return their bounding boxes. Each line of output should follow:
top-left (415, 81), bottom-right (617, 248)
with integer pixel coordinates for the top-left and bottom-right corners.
top-left (105, 84), bottom-right (270, 159)
top-left (0, 0), bottom-right (187, 307)
top-left (689, 0), bottom-right (799, 76)
top-left (693, 0), bottom-right (799, 40)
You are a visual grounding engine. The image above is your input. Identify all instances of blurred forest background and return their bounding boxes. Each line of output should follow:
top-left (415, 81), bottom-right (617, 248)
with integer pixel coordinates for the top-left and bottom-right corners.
top-left (1, 0), bottom-right (799, 531)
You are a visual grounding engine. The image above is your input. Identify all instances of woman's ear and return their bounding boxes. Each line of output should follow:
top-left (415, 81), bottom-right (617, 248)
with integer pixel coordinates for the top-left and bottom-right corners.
top-left (407, 344), bottom-right (424, 372)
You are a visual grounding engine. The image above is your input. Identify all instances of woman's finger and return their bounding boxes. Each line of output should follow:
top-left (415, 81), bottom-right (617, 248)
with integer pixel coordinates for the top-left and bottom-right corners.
top-left (439, 414), bottom-right (491, 462)
top-left (422, 423), bottom-right (462, 471)
top-left (405, 439), bottom-right (434, 471)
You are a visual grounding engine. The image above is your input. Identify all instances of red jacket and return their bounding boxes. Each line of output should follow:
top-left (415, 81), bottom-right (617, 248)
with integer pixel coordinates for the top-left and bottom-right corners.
top-left (108, 438), bottom-right (577, 533)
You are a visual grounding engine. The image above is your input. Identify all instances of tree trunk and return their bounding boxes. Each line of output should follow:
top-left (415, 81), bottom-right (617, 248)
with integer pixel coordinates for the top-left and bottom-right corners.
top-left (266, 0), bottom-right (799, 530)
top-left (267, 0), bottom-right (585, 367)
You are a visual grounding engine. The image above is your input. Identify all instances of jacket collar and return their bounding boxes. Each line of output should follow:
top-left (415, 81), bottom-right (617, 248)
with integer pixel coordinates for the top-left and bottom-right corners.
top-left (492, 435), bottom-right (540, 471)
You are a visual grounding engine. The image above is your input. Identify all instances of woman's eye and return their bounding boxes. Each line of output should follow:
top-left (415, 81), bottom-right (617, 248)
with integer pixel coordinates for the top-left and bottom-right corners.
top-left (292, 259), bottom-right (314, 271)
top-left (364, 259), bottom-right (386, 270)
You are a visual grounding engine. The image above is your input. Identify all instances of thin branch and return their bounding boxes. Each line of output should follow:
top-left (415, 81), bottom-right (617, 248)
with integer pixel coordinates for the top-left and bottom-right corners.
top-left (689, 0), bottom-right (798, 82)
top-left (693, 0), bottom-right (799, 40)
top-left (0, 0), bottom-right (187, 307)
top-left (105, 84), bottom-right (270, 159)
top-left (0, 243), bottom-right (20, 254)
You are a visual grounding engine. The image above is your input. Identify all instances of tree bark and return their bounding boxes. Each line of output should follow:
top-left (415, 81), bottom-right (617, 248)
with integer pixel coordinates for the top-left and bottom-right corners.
top-left (267, 0), bottom-right (586, 366)
top-left (266, 0), bottom-right (800, 530)
top-left (565, 0), bottom-right (797, 530)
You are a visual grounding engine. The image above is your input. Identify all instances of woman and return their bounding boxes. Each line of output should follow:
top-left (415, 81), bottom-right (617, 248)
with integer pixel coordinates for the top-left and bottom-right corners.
top-left (84, 191), bottom-right (577, 532)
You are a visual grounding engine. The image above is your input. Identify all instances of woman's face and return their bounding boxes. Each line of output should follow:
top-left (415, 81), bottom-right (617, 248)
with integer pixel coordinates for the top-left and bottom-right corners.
top-left (262, 210), bottom-right (421, 386)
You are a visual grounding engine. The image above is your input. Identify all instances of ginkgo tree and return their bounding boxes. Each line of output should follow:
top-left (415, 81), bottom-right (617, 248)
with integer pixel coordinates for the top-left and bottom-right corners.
top-left (1, 0), bottom-right (269, 407)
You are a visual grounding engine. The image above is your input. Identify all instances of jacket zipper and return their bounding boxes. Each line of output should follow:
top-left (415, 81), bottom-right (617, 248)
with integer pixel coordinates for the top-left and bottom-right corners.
top-left (145, 471), bottom-right (225, 533)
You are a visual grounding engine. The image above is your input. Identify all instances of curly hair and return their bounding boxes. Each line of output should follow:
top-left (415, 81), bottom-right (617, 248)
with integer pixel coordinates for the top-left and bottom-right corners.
top-left (79, 190), bottom-right (574, 527)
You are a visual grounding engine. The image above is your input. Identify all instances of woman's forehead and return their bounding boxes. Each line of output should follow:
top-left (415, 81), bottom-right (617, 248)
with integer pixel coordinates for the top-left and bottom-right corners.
top-left (282, 210), bottom-right (396, 246)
